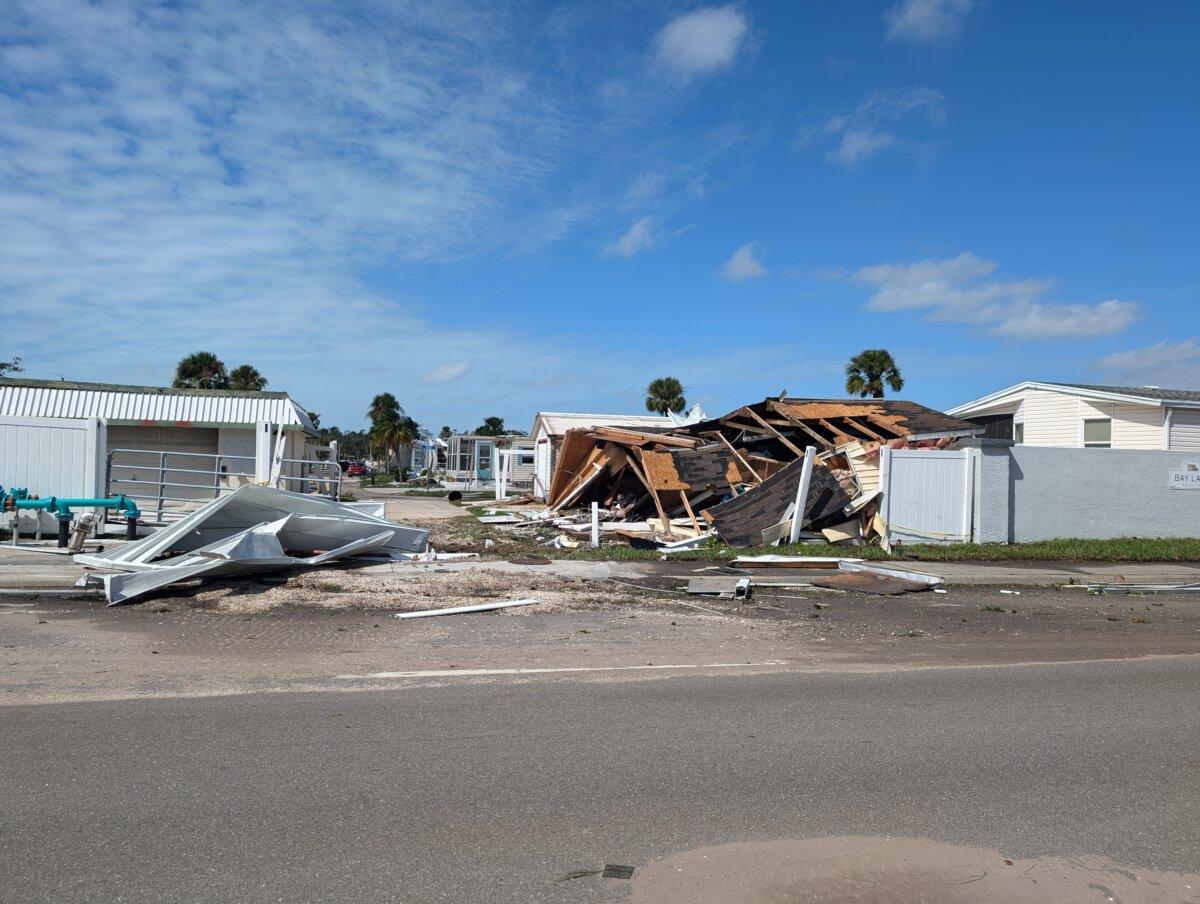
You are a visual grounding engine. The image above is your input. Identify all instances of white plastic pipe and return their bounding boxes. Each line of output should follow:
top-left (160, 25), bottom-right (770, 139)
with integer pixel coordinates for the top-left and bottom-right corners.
top-left (590, 501), bottom-right (600, 548)
top-left (394, 599), bottom-right (537, 619)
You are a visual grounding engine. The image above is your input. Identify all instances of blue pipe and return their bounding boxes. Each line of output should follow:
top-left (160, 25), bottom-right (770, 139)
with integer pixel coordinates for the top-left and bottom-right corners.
top-left (2, 486), bottom-right (142, 545)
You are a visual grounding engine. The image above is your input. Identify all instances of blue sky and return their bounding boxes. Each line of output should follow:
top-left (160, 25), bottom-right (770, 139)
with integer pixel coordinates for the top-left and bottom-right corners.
top-left (2, 0), bottom-right (1198, 432)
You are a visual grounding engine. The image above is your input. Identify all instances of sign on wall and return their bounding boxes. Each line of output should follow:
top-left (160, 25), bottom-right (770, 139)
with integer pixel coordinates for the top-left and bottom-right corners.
top-left (1169, 461), bottom-right (1200, 489)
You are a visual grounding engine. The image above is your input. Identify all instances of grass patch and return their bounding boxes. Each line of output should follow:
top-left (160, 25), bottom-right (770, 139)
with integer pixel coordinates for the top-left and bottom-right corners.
top-left (360, 472), bottom-right (398, 487)
top-left (885, 537), bottom-right (1200, 562)
top-left (552, 536), bottom-right (1200, 563)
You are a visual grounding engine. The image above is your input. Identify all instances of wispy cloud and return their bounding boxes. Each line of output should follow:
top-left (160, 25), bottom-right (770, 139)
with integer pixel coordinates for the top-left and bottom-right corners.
top-left (0, 0), bottom-right (738, 428)
top-left (884, 0), bottom-right (978, 45)
top-left (423, 362), bottom-right (471, 383)
top-left (604, 216), bottom-right (659, 257)
top-left (1096, 339), bottom-right (1200, 387)
top-left (852, 252), bottom-right (1140, 339)
top-left (721, 242), bottom-right (767, 281)
top-left (800, 88), bottom-right (946, 168)
top-left (653, 6), bottom-right (750, 83)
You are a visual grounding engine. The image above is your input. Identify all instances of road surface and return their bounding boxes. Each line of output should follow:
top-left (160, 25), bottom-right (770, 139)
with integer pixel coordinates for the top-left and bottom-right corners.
top-left (3, 656), bottom-right (1199, 902)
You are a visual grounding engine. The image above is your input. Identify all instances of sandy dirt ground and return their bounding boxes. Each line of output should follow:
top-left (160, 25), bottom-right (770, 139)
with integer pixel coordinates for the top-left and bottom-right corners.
top-left (3, 560), bottom-right (1200, 706)
top-left (628, 836), bottom-right (1200, 903)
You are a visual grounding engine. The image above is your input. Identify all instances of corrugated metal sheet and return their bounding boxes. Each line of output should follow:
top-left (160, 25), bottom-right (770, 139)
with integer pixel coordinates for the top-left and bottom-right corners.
top-left (0, 383), bottom-right (312, 431)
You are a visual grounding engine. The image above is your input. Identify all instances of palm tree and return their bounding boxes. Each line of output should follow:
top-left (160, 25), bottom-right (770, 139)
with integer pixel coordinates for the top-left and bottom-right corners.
top-left (645, 377), bottom-right (686, 415)
top-left (371, 413), bottom-right (419, 474)
top-left (844, 349), bottom-right (904, 399)
top-left (367, 392), bottom-right (401, 424)
top-left (229, 364), bottom-right (267, 391)
top-left (172, 351), bottom-right (229, 389)
top-left (475, 416), bottom-right (506, 436)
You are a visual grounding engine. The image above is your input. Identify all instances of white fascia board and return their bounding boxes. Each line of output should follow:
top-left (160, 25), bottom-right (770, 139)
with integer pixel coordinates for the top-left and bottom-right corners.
top-left (948, 381), bottom-right (1164, 416)
top-left (946, 383), bottom-right (1033, 416)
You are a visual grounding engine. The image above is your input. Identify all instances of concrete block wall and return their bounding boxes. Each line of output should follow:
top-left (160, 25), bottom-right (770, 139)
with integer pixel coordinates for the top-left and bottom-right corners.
top-left (974, 443), bottom-right (1200, 542)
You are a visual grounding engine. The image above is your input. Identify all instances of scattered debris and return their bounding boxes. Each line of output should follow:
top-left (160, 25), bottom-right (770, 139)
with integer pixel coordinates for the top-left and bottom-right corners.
top-left (732, 555), bottom-right (860, 570)
top-left (1093, 581), bottom-right (1200, 594)
top-left (536, 396), bottom-right (975, 550)
top-left (73, 485), bottom-right (430, 606)
top-left (812, 571), bottom-right (931, 596)
top-left (686, 576), bottom-right (812, 596)
top-left (602, 865), bottom-right (635, 880)
top-left (393, 599), bottom-right (537, 619)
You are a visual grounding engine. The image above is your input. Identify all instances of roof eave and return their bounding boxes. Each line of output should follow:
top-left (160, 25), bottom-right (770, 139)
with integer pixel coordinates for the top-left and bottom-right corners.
top-left (948, 381), bottom-right (1166, 416)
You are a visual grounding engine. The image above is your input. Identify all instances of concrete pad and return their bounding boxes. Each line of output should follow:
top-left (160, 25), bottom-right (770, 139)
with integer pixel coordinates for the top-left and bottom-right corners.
top-left (911, 561), bottom-right (1200, 586)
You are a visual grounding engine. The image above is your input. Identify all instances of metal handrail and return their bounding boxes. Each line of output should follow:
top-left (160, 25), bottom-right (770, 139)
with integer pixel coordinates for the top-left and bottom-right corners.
top-left (107, 448), bottom-right (256, 524)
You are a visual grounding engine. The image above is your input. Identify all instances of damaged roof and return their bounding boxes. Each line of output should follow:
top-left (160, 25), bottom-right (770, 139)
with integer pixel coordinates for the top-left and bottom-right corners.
top-left (531, 411), bottom-right (675, 438)
top-left (687, 396), bottom-right (980, 445)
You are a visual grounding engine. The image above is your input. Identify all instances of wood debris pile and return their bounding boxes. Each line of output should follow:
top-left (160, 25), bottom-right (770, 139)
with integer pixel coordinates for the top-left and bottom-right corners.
top-left (534, 396), bottom-right (978, 549)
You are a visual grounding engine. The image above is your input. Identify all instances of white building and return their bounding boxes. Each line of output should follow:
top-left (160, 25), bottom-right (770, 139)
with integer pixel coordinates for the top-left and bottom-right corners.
top-left (443, 434), bottom-right (535, 488)
top-left (0, 377), bottom-right (322, 520)
top-left (947, 382), bottom-right (1200, 451)
top-left (528, 412), bottom-right (677, 500)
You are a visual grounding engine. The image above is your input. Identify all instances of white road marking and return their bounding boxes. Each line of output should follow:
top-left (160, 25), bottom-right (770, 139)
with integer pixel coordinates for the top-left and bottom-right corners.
top-left (334, 660), bottom-right (789, 681)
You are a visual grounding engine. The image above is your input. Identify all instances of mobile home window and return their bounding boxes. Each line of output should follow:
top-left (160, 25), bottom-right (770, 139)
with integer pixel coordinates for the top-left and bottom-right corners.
top-left (517, 452), bottom-right (535, 466)
top-left (1013, 422), bottom-right (1024, 444)
top-left (1082, 418), bottom-right (1111, 448)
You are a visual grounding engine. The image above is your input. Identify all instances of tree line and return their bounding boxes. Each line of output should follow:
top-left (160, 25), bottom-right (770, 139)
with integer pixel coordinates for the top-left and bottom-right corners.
top-left (2, 348), bottom-right (906, 467)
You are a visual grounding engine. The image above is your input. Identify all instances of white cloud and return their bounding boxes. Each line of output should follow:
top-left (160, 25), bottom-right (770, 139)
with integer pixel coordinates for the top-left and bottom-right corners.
top-left (993, 301), bottom-right (1140, 339)
top-left (654, 6), bottom-right (749, 82)
top-left (604, 216), bottom-right (658, 257)
top-left (722, 242), bottom-right (767, 281)
top-left (803, 88), bottom-right (945, 169)
top-left (885, 0), bottom-right (977, 45)
top-left (852, 252), bottom-right (1140, 339)
top-left (423, 361), bottom-right (471, 383)
top-left (0, 0), bottom-right (744, 429)
top-left (1096, 339), bottom-right (1200, 387)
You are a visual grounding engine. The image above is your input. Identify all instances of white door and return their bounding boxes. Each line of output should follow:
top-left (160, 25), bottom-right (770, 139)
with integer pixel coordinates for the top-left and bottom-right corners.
top-left (534, 438), bottom-right (552, 500)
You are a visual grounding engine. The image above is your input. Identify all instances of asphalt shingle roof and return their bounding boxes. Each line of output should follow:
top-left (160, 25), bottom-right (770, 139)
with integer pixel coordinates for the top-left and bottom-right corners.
top-left (1047, 382), bottom-right (1200, 403)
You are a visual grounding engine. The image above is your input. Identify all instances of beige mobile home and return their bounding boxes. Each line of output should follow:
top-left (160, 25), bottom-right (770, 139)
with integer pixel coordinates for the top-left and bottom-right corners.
top-left (947, 382), bottom-right (1200, 450)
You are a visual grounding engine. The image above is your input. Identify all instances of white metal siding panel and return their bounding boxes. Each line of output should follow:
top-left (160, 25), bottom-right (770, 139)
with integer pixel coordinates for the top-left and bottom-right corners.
top-left (1169, 409), bottom-right (1200, 451)
top-left (1110, 403), bottom-right (1164, 449)
top-left (0, 416), bottom-right (98, 498)
top-left (1020, 388), bottom-right (1083, 446)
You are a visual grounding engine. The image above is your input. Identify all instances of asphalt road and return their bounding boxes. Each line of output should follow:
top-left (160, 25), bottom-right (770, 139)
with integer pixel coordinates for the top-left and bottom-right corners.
top-left (3, 657), bottom-right (1200, 902)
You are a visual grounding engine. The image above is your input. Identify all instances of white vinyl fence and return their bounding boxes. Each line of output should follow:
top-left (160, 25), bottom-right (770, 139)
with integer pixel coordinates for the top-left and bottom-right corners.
top-left (0, 415), bottom-right (106, 499)
top-left (878, 447), bottom-right (975, 549)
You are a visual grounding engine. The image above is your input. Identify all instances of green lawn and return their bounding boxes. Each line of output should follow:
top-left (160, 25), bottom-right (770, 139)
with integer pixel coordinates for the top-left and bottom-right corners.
top-left (441, 508), bottom-right (1200, 563)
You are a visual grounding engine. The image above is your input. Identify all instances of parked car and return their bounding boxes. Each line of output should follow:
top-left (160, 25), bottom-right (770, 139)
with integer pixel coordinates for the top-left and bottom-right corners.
top-left (346, 462), bottom-right (368, 477)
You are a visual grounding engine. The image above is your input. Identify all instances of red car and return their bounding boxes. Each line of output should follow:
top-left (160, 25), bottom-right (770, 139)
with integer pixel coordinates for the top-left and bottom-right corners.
top-left (345, 462), bottom-right (368, 477)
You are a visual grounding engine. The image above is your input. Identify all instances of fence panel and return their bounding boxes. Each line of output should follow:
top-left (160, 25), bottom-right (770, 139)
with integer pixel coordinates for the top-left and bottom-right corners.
top-left (880, 447), bottom-right (974, 547)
